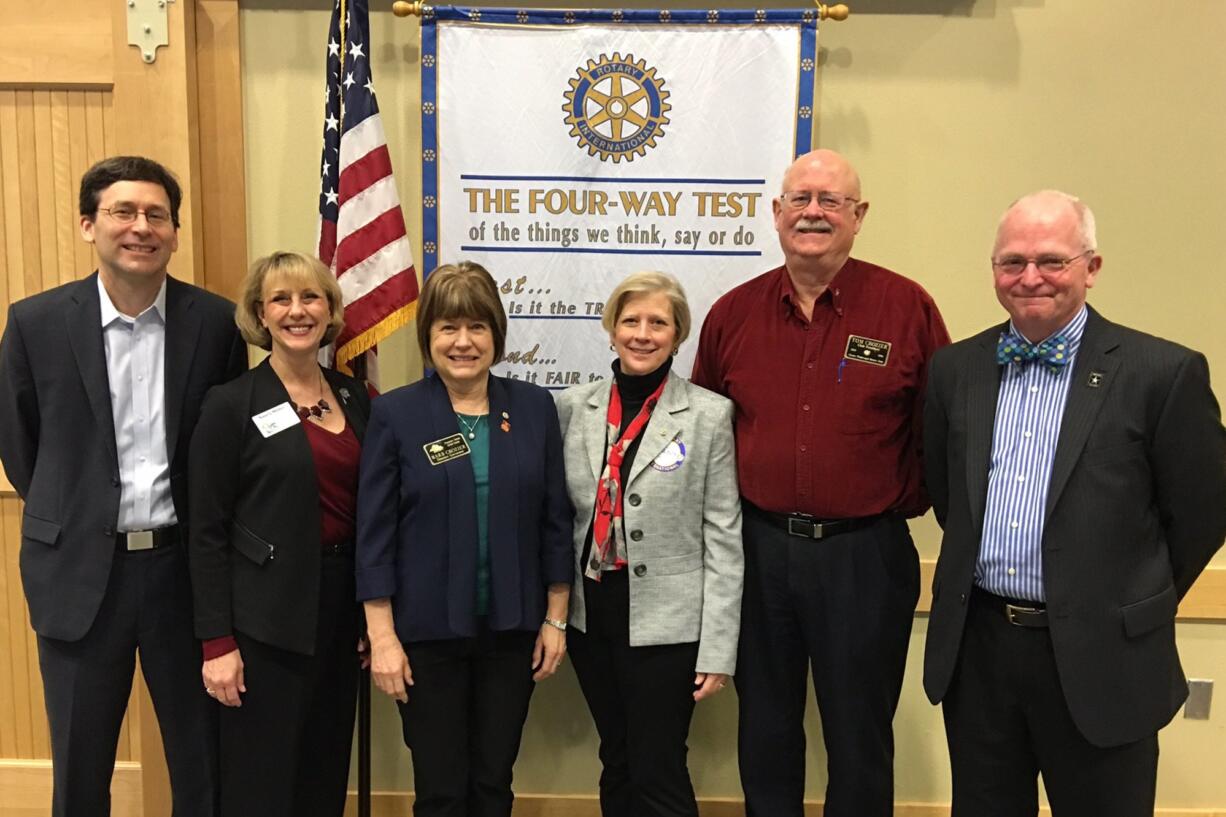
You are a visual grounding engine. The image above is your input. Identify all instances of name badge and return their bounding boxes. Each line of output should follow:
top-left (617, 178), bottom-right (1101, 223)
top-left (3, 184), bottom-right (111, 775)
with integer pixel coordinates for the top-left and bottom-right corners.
top-left (252, 402), bottom-right (301, 438)
top-left (651, 438), bottom-right (687, 472)
top-left (844, 335), bottom-right (891, 367)
top-left (423, 433), bottom-right (471, 466)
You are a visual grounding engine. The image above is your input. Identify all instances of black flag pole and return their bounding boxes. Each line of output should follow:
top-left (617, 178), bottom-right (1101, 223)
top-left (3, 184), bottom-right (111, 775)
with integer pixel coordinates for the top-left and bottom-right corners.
top-left (358, 665), bottom-right (371, 817)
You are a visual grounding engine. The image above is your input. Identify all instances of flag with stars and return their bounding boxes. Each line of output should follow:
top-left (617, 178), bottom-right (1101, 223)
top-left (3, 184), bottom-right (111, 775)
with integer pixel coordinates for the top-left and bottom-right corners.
top-left (317, 0), bottom-right (418, 379)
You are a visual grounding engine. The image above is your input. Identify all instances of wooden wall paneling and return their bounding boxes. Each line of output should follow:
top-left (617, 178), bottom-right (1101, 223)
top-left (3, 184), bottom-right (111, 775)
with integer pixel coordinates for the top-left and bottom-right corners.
top-left (12, 92), bottom-right (40, 301)
top-left (0, 93), bottom-right (12, 336)
top-left (48, 92), bottom-right (78, 288)
top-left (0, 497), bottom-right (39, 757)
top-left (32, 92), bottom-right (60, 293)
top-left (110, 0), bottom-right (204, 285)
top-left (64, 93), bottom-right (91, 278)
top-left (0, 0), bottom-right (113, 89)
top-left (22, 586), bottom-right (48, 762)
top-left (0, 499), bottom-right (19, 756)
top-left (196, 0), bottom-right (249, 301)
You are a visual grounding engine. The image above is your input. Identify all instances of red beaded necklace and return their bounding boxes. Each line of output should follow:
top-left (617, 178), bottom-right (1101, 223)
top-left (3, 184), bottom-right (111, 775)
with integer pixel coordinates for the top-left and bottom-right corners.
top-left (289, 368), bottom-right (332, 422)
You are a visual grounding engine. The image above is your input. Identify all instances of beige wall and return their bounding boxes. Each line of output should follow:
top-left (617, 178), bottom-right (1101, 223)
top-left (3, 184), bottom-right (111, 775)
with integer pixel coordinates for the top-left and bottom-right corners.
top-left (241, 0), bottom-right (1226, 806)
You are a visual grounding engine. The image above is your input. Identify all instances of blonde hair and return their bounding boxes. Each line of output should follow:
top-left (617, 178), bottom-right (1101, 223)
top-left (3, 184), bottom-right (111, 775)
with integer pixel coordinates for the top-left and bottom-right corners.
top-left (416, 261), bottom-right (508, 365)
top-left (236, 251), bottom-right (345, 350)
top-left (600, 271), bottom-right (692, 347)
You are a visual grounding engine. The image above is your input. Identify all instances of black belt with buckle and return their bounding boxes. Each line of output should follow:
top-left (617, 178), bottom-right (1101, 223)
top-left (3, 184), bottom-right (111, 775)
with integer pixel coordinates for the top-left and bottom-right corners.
top-left (115, 524), bottom-right (181, 552)
top-left (973, 588), bottom-right (1048, 628)
top-left (745, 502), bottom-right (885, 541)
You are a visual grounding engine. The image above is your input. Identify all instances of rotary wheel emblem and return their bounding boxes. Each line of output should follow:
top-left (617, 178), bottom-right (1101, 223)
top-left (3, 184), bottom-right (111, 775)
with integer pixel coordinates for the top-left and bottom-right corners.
top-left (562, 53), bottom-right (671, 163)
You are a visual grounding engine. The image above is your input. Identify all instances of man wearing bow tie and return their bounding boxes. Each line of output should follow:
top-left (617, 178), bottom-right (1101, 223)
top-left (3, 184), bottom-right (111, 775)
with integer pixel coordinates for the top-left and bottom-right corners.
top-left (922, 189), bottom-right (1226, 816)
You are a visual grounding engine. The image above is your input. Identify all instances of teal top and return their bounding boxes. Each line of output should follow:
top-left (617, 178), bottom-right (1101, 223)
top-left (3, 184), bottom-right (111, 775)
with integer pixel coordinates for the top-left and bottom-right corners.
top-left (458, 413), bottom-right (491, 615)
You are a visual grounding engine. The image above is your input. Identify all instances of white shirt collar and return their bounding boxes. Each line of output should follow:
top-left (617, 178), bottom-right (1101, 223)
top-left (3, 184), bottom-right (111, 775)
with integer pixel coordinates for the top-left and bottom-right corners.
top-left (98, 274), bottom-right (167, 326)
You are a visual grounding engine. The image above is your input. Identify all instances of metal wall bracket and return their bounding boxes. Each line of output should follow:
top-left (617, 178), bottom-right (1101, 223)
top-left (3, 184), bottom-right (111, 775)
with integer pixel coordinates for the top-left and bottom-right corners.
top-left (125, 0), bottom-right (175, 64)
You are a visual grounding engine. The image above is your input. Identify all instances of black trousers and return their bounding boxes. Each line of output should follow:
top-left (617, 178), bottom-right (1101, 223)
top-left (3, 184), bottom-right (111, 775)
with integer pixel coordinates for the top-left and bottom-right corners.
top-left (397, 622), bottom-right (537, 817)
top-left (943, 590), bottom-right (1159, 817)
top-left (568, 570), bottom-right (701, 817)
top-left (736, 511), bottom-right (919, 817)
top-left (36, 544), bottom-right (218, 817)
top-left (217, 552), bottom-right (360, 817)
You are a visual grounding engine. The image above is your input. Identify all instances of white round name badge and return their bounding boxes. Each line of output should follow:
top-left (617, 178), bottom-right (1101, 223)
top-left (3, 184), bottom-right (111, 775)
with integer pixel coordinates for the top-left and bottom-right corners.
top-left (651, 439), bottom-right (687, 472)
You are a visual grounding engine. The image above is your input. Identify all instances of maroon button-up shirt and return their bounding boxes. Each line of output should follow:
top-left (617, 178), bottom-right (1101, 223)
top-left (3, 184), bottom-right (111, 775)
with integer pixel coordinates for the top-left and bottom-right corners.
top-left (691, 259), bottom-right (950, 519)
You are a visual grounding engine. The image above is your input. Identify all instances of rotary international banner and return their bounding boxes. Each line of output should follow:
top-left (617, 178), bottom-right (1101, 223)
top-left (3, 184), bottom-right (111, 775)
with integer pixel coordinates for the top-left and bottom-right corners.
top-left (422, 7), bottom-right (819, 386)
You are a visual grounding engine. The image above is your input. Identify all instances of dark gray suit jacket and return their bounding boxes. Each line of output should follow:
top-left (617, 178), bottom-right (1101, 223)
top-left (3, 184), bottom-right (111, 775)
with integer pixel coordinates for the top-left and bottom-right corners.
top-left (0, 273), bottom-right (246, 641)
top-left (922, 306), bottom-right (1226, 747)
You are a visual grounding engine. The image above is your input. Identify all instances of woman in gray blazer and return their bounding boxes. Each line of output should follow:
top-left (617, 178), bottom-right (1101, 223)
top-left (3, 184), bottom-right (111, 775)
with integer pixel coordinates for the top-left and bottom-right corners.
top-left (556, 271), bottom-right (743, 817)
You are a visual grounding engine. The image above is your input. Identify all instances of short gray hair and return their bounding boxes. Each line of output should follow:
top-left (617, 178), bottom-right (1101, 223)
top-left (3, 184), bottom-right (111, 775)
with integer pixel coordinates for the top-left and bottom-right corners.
top-left (999, 189), bottom-right (1097, 250)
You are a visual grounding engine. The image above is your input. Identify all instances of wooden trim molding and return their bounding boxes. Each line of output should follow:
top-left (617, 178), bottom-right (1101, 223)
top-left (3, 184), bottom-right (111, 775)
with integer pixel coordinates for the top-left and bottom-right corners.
top-left (1, 764), bottom-right (1223, 817)
top-left (340, 792), bottom-right (1226, 817)
top-left (0, 760), bottom-right (140, 815)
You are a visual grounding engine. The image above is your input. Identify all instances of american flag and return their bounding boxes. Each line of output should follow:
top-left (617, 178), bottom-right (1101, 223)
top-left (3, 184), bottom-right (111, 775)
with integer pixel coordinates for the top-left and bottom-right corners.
top-left (317, 0), bottom-right (418, 380)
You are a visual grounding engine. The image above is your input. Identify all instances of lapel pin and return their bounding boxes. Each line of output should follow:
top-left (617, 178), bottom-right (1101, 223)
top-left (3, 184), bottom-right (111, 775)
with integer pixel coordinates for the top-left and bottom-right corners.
top-left (500, 420), bottom-right (510, 433)
top-left (339, 387), bottom-right (351, 401)
top-left (1087, 371), bottom-right (1104, 388)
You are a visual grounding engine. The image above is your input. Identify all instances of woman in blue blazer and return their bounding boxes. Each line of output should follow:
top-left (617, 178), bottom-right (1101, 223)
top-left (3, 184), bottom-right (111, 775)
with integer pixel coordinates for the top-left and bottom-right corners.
top-left (189, 252), bottom-right (370, 817)
top-left (357, 261), bottom-right (572, 817)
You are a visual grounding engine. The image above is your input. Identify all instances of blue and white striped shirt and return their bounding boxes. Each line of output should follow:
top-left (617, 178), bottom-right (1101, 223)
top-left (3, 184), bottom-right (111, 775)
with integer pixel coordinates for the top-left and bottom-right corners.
top-left (976, 305), bottom-right (1088, 602)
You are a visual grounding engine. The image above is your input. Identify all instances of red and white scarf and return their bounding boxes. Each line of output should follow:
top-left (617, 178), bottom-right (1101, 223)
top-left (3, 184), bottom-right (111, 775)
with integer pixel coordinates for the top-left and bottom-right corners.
top-left (587, 376), bottom-right (669, 580)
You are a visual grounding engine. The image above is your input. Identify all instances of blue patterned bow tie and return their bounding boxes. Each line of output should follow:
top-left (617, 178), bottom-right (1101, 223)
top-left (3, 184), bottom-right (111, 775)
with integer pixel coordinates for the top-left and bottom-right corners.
top-left (996, 331), bottom-right (1071, 370)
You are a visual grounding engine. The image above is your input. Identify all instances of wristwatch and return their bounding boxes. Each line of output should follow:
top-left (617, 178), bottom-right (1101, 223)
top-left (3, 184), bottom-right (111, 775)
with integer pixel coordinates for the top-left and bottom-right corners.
top-left (544, 617), bottom-right (567, 632)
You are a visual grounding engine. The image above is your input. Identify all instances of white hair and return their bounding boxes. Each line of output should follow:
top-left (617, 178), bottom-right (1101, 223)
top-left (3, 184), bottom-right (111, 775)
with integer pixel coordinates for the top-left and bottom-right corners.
top-left (998, 189), bottom-right (1097, 250)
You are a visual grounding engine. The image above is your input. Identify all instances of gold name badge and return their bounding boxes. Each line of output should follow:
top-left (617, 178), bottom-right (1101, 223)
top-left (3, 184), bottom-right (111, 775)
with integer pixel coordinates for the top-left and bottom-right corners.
top-left (423, 433), bottom-right (471, 466)
top-left (844, 334), bottom-right (892, 367)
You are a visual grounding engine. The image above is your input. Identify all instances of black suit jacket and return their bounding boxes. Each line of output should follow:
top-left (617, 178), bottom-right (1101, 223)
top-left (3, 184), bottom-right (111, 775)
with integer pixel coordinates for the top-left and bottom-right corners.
top-left (923, 307), bottom-right (1226, 747)
top-left (188, 359), bottom-right (370, 655)
top-left (0, 273), bottom-right (246, 641)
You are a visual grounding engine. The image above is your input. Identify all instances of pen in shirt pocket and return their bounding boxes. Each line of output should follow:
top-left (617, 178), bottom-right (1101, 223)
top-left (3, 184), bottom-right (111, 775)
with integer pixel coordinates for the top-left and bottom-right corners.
top-left (836, 358), bottom-right (847, 384)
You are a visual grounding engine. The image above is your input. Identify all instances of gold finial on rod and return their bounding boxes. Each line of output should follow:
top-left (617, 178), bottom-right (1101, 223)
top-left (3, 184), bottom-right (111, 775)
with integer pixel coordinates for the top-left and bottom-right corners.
top-left (392, 1), bottom-right (426, 17)
top-left (818, 3), bottom-right (850, 20)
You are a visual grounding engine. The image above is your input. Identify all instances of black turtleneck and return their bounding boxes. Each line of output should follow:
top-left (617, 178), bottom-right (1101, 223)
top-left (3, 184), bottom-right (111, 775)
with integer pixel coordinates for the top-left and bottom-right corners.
top-left (581, 356), bottom-right (673, 568)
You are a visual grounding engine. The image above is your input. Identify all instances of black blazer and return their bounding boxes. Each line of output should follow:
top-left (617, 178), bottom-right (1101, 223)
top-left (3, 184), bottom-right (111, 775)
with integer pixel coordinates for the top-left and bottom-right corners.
top-left (0, 273), bottom-right (246, 641)
top-left (189, 359), bottom-right (370, 656)
top-left (355, 373), bottom-right (573, 642)
top-left (922, 307), bottom-right (1226, 747)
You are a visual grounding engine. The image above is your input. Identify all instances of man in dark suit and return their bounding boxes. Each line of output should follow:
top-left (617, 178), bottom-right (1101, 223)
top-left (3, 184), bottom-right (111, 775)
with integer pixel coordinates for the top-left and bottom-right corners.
top-left (923, 189), bottom-right (1226, 816)
top-left (0, 156), bottom-right (247, 816)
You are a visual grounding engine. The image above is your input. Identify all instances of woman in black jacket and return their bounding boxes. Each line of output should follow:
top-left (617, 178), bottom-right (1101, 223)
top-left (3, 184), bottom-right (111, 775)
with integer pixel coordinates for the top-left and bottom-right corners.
top-left (188, 251), bottom-right (369, 817)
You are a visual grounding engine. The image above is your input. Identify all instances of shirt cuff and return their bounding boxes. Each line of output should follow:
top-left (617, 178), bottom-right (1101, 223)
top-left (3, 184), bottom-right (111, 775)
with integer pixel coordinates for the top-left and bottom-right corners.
top-left (202, 635), bottom-right (238, 661)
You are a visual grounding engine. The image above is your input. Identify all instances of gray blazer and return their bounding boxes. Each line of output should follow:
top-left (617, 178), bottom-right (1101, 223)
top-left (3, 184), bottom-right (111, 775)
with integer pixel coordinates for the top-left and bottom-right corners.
top-left (556, 373), bottom-right (743, 675)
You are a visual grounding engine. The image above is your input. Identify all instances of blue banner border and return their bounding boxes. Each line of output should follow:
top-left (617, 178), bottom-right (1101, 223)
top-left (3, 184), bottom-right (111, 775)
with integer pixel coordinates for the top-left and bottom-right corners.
top-left (419, 6), bottom-right (819, 275)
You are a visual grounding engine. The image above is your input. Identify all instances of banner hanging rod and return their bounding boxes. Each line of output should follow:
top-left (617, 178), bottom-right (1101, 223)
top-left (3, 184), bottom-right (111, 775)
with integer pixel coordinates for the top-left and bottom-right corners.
top-left (392, 2), bottom-right (850, 21)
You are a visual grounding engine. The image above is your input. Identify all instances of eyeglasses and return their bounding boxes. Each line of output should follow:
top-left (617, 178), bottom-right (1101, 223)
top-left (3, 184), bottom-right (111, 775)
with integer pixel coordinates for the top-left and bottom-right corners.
top-left (778, 191), bottom-right (861, 211)
top-left (991, 250), bottom-right (1093, 276)
top-left (98, 206), bottom-right (174, 228)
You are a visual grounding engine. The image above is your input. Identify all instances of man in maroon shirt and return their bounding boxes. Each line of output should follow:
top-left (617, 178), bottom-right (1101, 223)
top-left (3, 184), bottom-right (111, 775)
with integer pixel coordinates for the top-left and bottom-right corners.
top-left (692, 149), bottom-right (949, 817)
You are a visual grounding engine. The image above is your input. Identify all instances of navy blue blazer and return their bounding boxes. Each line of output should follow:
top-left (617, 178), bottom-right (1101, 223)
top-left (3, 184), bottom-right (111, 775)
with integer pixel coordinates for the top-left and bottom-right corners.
top-left (355, 373), bottom-right (573, 642)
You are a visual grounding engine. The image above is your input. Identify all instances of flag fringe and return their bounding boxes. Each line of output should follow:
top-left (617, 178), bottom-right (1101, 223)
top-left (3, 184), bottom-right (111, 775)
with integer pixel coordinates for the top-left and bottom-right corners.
top-left (335, 300), bottom-right (418, 375)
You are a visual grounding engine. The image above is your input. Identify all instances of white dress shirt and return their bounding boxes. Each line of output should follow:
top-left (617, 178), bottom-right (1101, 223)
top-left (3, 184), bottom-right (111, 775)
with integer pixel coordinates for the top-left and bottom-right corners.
top-left (98, 275), bottom-right (176, 531)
